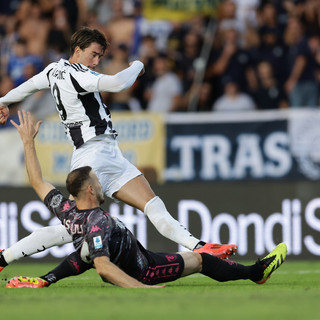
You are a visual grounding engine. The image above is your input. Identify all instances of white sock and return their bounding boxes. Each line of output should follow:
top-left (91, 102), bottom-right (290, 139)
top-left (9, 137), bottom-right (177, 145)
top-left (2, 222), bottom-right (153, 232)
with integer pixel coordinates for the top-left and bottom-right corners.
top-left (3, 224), bottom-right (72, 264)
top-left (144, 196), bottom-right (200, 250)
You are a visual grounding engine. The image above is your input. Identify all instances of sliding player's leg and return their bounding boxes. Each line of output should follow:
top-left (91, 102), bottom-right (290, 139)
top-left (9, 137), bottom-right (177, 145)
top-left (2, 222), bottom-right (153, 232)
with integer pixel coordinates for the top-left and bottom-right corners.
top-left (0, 224), bottom-right (72, 271)
top-left (6, 251), bottom-right (92, 288)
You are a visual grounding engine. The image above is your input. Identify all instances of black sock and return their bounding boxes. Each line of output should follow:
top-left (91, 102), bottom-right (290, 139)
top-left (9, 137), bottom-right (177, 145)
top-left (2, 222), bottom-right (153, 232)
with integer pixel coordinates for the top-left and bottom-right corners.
top-left (40, 251), bottom-right (93, 284)
top-left (200, 253), bottom-right (262, 282)
top-left (0, 252), bottom-right (8, 267)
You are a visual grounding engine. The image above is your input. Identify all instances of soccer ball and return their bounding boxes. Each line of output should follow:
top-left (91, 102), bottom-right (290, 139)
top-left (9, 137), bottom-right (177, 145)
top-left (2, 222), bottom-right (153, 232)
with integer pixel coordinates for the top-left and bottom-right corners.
top-left (80, 241), bottom-right (92, 263)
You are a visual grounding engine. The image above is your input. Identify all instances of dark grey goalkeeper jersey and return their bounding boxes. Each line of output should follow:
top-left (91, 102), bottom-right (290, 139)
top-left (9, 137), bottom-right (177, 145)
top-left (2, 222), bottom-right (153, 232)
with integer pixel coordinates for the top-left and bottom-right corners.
top-left (44, 188), bottom-right (150, 278)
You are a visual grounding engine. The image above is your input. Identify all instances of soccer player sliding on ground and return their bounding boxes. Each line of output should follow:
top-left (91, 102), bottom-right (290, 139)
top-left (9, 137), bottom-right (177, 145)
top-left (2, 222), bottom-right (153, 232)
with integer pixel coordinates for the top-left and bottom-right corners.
top-left (6, 111), bottom-right (286, 288)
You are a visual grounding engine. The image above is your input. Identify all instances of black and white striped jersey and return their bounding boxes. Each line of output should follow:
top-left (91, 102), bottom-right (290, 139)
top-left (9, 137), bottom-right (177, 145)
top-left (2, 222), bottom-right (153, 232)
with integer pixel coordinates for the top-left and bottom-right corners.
top-left (31, 58), bottom-right (143, 149)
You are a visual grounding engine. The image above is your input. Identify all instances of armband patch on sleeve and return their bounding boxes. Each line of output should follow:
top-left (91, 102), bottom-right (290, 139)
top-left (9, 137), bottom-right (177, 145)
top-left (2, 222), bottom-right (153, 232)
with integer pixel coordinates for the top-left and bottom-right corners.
top-left (50, 194), bottom-right (63, 208)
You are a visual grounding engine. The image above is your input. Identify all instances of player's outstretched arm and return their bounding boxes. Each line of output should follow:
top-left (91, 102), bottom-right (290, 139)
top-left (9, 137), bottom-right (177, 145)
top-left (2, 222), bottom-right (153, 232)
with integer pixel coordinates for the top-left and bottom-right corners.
top-left (94, 256), bottom-right (165, 288)
top-left (0, 77), bottom-right (42, 115)
top-left (10, 110), bottom-right (55, 201)
top-left (97, 60), bottom-right (144, 93)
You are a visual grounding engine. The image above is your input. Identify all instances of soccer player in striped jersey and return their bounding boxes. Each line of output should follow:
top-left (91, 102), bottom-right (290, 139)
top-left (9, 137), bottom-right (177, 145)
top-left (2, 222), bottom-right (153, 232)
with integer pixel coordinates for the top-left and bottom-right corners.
top-left (6, 110), bottom-right (286, 288)
top-left (0, 28), bottom-right (236, 271)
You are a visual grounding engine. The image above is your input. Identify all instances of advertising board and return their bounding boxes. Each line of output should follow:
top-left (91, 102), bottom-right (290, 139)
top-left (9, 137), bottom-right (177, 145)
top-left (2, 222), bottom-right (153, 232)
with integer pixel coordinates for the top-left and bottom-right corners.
top-left (1, 181), bottom-right (319, 262)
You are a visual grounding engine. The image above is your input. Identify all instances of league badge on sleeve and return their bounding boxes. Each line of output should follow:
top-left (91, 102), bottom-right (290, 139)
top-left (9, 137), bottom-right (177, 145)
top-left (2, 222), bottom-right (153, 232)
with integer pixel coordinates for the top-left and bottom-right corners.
top-left (90, 71), bottom-right (101, 76)
top-left (93, 236), bottom-right (103, 249)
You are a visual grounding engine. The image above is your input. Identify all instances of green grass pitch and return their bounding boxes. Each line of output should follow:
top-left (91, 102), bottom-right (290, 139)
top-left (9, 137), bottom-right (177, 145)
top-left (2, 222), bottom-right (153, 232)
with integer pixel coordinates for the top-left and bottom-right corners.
top-left (0, 261), bottom-right (319, 320)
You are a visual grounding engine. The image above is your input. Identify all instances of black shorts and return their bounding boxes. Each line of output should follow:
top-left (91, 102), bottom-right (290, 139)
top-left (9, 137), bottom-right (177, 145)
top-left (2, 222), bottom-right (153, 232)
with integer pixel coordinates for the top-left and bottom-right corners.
top-left (139, 251), bottom-right (185, 285)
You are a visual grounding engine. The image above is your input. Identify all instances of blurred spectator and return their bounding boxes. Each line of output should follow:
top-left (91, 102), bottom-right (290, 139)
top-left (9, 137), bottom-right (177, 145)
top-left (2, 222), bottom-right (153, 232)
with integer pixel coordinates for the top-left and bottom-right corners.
top-left (131, 0), bottom-right (144, 58)
top-left (207, 20), bottom-right (257, 96)
top-left (212, 78), bottom-right (256, 112)
top-left (7, 38), bottom-right (43, 86)
top-left (283, 17), bottom-right (319, 107)
top-left (105, 0), bottom-right (135, 51)
top-left (234, 0), bottom-right (260, 28)
top-left (46, 5), bottom-right (71, 63)
top-left (282, 0), bottom-right (304, 17)
top-left (102, 43), bottom-right (136, 111)
top-left (312, 34), bottom-right (320, 86)
top-left (0, 75), bottom-right (14, 96)
top-left (185, 81), bottom-right (214, 112)
top-left (145, 53), bottom-right (183, 113)
top-left (255, 26), bottom-right (286, 85)
top-left (300, 0), bottom-right (320, 37)
top-left (16, 0), bottom-right (50, 56)
top-left (0, 16), bottom-right (19, 77)
top-left (217, 0), bottom-right (237, 21)
top-left (242, 25), bottom-right (260, 62)
top-left (0, 0), bottom-right (22, 16)
top-left (60, 0), bottom-right (88, 33)
top-left (256, 1), bottom-right (285, 35)
top-left (134, 35), bottom-right (158, 109)
top-left (130, 0), bottom-right (173, 53)
top-left (86, 0), bottom-right (113, 26)
top-left (177, 30), bottom-right (203, 93)
top-left (186, 15), bottom-right (207, 37)
top-left (254, 61), bottom-right (288, 109)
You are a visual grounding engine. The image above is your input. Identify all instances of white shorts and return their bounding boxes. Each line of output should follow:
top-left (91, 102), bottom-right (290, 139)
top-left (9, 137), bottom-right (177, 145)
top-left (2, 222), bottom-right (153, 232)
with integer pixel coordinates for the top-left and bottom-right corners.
top-left (70, 135), bottom-right (142, 199)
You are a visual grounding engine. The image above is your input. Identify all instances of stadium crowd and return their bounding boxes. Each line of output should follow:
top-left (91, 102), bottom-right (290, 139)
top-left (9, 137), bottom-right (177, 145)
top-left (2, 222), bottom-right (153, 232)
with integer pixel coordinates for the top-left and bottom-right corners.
top-left (0, 0), bottom-right (319, 120)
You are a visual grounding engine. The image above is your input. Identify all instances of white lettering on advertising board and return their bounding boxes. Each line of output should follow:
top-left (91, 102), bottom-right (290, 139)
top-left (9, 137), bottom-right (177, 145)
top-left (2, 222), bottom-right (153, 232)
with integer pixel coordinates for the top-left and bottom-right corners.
top-left (166, 132), bottom-right (291, 181)
top-left (0, 198), bottom-right (319, 258)
top-left (178, 199), bottom-right (320, 255)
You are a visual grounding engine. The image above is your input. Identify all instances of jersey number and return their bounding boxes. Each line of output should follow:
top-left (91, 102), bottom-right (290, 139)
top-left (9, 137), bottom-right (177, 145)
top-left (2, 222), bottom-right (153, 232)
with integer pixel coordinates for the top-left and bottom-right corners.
top-left (52, 83), bottom-right (67, 121)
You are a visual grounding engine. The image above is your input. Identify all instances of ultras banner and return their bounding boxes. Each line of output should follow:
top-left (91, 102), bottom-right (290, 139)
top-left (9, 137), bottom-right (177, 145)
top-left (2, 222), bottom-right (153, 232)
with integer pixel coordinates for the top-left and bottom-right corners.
top-left (165, 109), bottom-right (320, 182)
top-left (0, 181), bottom-right (319, 262)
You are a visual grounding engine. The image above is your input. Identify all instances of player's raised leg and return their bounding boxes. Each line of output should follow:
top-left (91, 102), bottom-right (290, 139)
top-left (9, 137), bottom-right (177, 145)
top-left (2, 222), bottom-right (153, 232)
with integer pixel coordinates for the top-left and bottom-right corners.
top-left (193, 242), bottom-right (238, 259)
top-left (115, 174), bottom-right (238, 258)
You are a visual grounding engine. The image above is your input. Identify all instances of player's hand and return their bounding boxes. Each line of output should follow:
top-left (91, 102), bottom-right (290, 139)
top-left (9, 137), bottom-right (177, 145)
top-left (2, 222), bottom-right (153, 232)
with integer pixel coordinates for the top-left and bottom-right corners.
top-left (10, 110), bottom-right (42, 144)
top-left (142, 284), bottom-right (166, 288)
top-left (138, 67), bottom-right (145, 77)
top-left (129, 61), bottom-right (145, 76)
top-left (0, 106), bottom-right (9, 125)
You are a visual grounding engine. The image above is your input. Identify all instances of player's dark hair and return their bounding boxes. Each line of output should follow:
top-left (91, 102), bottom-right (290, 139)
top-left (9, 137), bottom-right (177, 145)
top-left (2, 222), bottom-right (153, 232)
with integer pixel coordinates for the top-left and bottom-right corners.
top-left (66, 166), bottom-right (92, 197)
top-left (70, 27), bottom-right (109, 55)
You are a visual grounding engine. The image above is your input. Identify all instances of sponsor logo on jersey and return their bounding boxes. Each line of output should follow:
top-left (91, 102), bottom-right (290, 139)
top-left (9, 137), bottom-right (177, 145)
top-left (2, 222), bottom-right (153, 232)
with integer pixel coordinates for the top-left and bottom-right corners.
top-left (64, 121), bottom-right (83, 129)
top-left (90, 225), bottom-right (102, 233)
top-left (63, 219), bottom-right (84, 235)
top-left (62, 202), bottom-right (71, 212)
